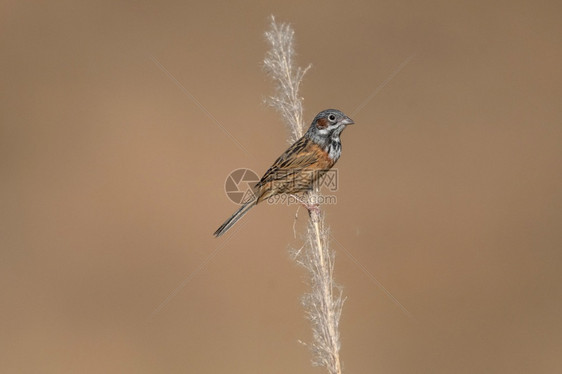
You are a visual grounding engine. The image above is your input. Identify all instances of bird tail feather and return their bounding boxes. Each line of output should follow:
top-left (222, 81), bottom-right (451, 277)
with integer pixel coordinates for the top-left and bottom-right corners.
top-left (213, 199), bottom-right (257, 237)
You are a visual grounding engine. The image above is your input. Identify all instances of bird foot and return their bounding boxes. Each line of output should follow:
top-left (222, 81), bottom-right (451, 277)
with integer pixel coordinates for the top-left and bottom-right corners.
top-left (290, 194), bottom-right (320, 214)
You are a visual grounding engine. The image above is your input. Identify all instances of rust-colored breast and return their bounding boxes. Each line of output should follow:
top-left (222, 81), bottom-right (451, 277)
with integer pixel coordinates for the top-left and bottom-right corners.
top-left (254, 137), bottom-right (335, 203)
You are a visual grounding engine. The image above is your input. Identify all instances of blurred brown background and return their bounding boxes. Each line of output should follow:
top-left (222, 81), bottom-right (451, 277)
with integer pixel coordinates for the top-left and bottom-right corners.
top-left (1, 0), bottom-right (561, 373)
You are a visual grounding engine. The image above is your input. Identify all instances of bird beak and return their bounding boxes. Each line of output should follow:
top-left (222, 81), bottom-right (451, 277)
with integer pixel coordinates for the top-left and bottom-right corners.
top-left (341, 115), bottom-right (354, 125)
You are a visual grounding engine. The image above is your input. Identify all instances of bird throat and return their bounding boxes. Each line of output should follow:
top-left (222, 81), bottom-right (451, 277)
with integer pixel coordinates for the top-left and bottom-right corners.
top-left (326, 135), bottom-right (342, 161)
top-left (308, 126), bottom-right (344, 162)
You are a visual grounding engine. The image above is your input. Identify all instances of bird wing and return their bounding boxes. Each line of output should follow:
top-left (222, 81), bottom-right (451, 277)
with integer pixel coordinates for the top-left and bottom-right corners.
top-left (256, 136), bottom-right (320, 188)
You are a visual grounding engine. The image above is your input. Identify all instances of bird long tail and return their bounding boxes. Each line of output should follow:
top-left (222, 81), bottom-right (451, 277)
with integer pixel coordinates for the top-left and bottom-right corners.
top-left (213, 199), bottom-right (257, 237)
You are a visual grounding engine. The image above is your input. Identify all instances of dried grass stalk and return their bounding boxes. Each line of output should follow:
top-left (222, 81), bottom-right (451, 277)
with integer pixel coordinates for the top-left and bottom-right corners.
top-left (264, 15), bottom-right (344, 374)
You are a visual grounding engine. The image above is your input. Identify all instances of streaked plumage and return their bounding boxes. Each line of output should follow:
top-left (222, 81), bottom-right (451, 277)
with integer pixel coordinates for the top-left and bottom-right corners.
top-left (214, 109), bottom-right (354, 237)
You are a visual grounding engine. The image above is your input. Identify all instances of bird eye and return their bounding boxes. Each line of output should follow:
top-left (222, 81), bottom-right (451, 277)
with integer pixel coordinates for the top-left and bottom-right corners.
top-left (328, 114), bottom-right (336, 122)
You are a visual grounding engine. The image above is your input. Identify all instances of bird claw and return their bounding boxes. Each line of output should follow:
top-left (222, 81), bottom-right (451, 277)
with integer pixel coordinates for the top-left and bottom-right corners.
top-left (290, 194), bottom-right (320, 214)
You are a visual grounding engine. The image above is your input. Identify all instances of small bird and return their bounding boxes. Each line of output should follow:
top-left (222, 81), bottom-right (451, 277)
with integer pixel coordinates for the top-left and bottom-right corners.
top-left (214, 109), bottom-right (354, 237)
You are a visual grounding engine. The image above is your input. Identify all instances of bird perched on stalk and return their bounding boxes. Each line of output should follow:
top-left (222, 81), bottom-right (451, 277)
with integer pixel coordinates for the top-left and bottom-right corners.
top-left (214, 109), bottom-right (354, 237)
